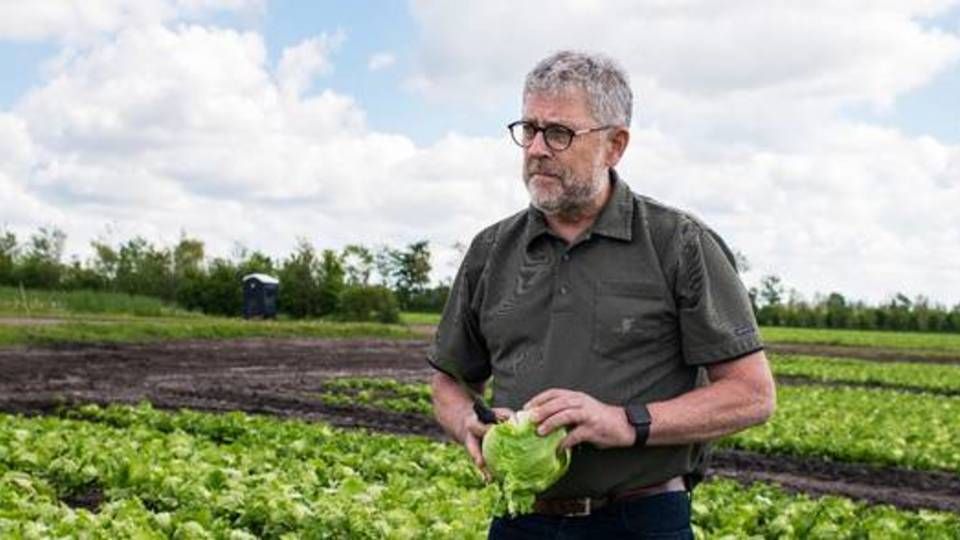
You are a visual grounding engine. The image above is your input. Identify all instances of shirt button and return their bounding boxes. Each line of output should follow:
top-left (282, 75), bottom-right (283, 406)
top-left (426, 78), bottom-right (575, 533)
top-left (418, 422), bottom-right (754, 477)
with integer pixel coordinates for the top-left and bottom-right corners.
top-left (561, 253), bottom-right (570, 262)
top-left (559, 285), bottom-right (569, 295)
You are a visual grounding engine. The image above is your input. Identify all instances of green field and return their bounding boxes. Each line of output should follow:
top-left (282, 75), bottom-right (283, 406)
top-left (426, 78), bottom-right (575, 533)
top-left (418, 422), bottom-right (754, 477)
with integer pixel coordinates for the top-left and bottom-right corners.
top-left (771, 354), bottom-right (960, 393)
top-left (725, 385), bottom-right (960, 473)
top-left (293, 377), bottom-right (960, 475)
top-left (0, 286), bottom-right (197, 318)
top-left (761, 326), bottom-right (960, 354)
top-left (2, 404), bottom-right (957, 538)
top-left (0, 317), bottom-right (415, 347)
top-left (398, 311), bottom-right (442, 325)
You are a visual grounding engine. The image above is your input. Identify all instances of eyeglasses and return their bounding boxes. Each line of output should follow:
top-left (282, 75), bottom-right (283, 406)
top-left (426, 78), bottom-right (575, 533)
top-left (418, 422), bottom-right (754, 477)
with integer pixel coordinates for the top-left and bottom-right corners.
top-left (507, 120), bottom-right (613, 152)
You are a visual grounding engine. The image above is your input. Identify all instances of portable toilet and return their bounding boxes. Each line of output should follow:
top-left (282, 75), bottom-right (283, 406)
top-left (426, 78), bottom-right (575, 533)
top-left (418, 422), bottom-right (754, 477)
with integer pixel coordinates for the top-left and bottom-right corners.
top-left (242, 273), bottom-right (279, 319)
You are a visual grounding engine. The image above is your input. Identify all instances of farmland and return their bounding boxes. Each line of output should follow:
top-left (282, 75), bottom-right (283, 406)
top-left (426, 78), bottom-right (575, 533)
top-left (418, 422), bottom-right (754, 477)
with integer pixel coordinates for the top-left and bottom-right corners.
top-left (1, 317), bottom-right (959, 537)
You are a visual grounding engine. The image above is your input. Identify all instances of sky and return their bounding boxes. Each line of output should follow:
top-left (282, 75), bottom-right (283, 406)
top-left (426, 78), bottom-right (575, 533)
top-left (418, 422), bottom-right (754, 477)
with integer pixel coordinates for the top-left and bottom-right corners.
top-left (0, 0), bottom-right (958, 306)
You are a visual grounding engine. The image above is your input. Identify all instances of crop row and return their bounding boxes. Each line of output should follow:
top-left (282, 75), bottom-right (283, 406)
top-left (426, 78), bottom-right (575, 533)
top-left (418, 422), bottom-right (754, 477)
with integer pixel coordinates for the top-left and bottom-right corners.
top-left (771, 354), bottom-right (960, 394)
top-left (722, 385), bottom-right (960, 472)
top-left (309, 378), bottom-right (434, 416)
top-left (760, 327), bottom-right (960, 354)
top-left (2, 405), bottom-right (959, 539)
top-left (301, 377), bottom-right (960, 474)
top-left (0, 405), bottom-right (493, 539)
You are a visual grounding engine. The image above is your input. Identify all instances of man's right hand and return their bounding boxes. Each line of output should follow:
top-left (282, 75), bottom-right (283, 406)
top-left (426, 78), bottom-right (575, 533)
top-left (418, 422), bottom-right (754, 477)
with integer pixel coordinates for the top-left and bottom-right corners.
top-left (458, 406), bottom-right (513, 481)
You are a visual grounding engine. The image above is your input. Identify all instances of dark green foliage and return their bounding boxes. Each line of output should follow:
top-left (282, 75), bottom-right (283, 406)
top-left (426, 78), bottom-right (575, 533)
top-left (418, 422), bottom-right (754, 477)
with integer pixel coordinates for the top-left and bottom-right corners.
top-left (375, 241), bottom-right (432, 310)
top-left (317, 249), bottom-right (346, 316)
top-left (277, 240), bottom-right (323, 318)
top-left (0, 229), bottom-right (18, 285)
top-left (3, 226), bottom-right (956, 331)
top-left (403, 283), bottom-right (450, 313)
top-left (338, 285), bottom-right (400, 323)
top-left (751, 274), bottom-right (960, 333)
top-left (14, 227), bottom-right (66, 289)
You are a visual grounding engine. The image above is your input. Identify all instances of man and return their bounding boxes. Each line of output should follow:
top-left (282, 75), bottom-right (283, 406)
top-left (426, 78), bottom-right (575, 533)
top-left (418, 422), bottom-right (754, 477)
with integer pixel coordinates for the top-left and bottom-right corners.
top-left (428, 51), bottom-right (776, 539)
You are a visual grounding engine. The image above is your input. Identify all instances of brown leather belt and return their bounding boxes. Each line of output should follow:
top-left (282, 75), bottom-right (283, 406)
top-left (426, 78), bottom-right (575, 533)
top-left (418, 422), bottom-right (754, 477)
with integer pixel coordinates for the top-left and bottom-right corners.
top-left (532, 476), bottom-right (686, 517)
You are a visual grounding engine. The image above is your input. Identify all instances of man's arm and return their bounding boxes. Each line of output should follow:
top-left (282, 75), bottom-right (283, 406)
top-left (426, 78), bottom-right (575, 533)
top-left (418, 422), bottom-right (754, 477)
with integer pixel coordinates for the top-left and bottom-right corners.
top-left (646, 349), bottom-right (775, 445)
top-left (527, 350), bottom-right (775, 449)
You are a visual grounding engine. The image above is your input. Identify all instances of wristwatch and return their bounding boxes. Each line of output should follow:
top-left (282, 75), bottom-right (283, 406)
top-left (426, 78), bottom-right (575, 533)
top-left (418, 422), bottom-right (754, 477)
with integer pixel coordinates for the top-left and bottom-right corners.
top-left (624, 404), bottom-right (652, 448)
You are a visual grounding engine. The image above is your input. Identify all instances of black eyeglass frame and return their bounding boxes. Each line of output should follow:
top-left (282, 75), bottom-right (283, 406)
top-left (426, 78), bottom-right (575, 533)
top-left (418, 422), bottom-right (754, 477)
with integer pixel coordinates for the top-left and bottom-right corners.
top-left (507, 120), bottom-right (614, 152)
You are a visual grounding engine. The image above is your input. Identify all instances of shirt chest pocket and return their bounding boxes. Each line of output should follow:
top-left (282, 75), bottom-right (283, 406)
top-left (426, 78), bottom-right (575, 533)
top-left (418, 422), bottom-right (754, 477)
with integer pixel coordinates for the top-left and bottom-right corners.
top-left (592, 280), bottom-right (670, 361)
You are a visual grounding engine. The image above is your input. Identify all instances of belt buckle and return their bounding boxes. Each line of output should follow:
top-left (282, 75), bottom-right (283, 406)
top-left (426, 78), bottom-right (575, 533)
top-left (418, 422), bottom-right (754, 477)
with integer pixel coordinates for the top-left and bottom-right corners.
top-left (565, 497), bottom-right (592, 517)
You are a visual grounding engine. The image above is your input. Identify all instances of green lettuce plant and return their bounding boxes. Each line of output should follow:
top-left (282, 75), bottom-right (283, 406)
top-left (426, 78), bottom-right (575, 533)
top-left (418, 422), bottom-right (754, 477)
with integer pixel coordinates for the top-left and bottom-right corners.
top-left (481, 411), bottom-right (571, 516)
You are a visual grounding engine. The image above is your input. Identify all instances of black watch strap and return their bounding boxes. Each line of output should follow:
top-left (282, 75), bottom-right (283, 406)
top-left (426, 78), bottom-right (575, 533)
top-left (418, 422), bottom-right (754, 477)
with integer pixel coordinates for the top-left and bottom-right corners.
top-left (625, 404), bottom-right (652, 448)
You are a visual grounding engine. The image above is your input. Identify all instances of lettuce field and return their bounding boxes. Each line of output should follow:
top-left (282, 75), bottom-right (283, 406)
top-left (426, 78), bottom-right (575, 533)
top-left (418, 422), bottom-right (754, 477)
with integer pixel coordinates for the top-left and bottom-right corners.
top-left (0, 324), bottom-right (959, 538)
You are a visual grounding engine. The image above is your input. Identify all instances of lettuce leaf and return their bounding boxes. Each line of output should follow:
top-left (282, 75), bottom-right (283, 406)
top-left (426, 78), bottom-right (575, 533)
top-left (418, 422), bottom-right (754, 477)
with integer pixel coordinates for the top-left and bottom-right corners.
top-left (481, 410), bottom-right (571, 516)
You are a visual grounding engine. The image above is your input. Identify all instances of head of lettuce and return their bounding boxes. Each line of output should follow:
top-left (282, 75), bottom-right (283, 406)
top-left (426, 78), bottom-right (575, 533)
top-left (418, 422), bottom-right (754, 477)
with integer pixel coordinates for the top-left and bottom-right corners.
top-left (482, 410), bottom-right (572, 516)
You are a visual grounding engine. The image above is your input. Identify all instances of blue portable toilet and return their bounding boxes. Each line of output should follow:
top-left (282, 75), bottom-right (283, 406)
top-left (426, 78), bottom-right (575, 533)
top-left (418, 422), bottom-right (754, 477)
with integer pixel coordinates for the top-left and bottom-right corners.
top-left (242, 273), bottom-right (279, 319)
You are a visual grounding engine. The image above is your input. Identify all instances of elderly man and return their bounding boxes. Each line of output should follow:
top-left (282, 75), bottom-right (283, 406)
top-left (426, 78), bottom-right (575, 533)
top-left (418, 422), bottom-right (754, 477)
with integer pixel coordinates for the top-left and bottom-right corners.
top-left (429, 50), bottom-right (776, 539)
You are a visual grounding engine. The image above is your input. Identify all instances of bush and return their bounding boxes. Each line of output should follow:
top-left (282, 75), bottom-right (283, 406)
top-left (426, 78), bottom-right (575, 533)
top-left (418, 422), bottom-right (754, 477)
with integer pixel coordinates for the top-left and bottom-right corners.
top-left (338, 285), bottom-right (400, 323)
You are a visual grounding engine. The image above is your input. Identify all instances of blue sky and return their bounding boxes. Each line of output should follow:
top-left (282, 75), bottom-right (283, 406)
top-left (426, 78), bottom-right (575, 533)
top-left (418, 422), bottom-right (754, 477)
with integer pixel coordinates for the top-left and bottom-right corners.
top-left (848, 5), bottom-right (959, 143)
top-left (1, 1), bottom-right (958, 304)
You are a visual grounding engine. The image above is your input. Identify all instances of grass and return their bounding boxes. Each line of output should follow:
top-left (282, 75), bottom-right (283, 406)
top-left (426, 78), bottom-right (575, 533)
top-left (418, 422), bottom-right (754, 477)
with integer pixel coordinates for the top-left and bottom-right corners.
top-left (399, 311), bottom-right (442, 325)
top-left (760, 326), bottom-right (960, 354)
top-left (0, 316), bottom-right (415, 346)
top-left (397, 316), bottom-right (960, 355)
top-left (4, 285), bottom-right (958, 353)
top-left (0, 286), bottom-right (197, 318)
top-left (0, 286), bottom-right (431, 346)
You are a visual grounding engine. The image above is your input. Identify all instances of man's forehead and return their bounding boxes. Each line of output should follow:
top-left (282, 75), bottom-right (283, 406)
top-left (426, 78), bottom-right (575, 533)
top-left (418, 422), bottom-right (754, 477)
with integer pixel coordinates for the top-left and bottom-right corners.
top-left (522, 87), bottom-right (593, 124)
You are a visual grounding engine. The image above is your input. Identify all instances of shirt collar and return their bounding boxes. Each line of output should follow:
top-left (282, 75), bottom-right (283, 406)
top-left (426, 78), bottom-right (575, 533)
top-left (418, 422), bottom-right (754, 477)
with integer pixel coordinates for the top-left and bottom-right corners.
top-left (524, 169), bottom-right (634, 246)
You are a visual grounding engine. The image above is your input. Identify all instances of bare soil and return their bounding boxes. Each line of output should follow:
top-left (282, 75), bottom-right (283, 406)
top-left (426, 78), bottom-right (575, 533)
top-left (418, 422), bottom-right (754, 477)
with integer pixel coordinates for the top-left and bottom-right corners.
top-left (1, 338), bottom-right (957, 514)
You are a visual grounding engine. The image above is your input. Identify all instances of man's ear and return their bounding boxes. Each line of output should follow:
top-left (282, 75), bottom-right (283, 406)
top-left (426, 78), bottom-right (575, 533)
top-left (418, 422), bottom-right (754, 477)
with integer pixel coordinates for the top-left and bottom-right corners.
top-left (606, 128), bottom-right (630, 167)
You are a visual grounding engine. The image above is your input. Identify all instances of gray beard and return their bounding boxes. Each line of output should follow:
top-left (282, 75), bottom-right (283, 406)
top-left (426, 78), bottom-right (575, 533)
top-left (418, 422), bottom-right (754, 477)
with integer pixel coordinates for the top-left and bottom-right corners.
top-left (526, 168), bottom-right (607, 222)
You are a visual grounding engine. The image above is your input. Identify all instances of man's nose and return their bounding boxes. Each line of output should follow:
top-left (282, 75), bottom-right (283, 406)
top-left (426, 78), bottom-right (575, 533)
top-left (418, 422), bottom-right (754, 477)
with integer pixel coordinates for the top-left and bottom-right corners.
top-left (525, 131), bottom-right (553, 158)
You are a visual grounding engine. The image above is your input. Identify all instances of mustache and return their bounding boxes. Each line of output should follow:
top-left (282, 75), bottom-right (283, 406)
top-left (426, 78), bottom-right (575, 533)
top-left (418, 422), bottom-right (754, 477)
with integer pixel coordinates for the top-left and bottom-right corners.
top-left (526, 159), bottom-right (564, 177)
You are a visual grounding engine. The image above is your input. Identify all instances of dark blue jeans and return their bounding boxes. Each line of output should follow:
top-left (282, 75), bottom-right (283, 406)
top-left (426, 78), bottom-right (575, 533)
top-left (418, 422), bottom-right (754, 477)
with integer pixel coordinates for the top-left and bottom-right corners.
top-left (488, 491), bottom-right (693, 539)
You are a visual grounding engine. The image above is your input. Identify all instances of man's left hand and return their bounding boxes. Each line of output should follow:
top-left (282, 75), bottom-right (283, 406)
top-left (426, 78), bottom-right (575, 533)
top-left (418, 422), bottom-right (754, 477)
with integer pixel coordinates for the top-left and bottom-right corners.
top-left (524, 389), bottom-right (636, 450)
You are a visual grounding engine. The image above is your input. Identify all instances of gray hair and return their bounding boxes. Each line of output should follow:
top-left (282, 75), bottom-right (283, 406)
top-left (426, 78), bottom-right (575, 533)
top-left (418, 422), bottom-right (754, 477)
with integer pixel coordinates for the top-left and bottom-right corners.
top-left (524, 50), bottom-right (633, 127)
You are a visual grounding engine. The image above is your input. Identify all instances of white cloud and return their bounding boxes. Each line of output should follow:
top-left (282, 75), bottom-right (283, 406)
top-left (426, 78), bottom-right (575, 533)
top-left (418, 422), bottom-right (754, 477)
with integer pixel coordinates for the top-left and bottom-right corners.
top-left (277, 32), bottom-right (345, 97)
top-left (408, 1), bottom-right (960, 131)
top-left (367, 51), bottom-right (396, 71)
top-left (0, 0), bottom-right (263, 43)
top-left (617, 123), bottom-right (960, 304)
top-left (5, 23), bottom-right (521, 283)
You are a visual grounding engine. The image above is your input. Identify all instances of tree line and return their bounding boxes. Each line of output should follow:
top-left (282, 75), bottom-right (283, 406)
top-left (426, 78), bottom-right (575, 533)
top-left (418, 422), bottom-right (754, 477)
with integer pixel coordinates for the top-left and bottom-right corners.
top-left (3, 227), bottom-right (958, 332)
top-left (0, 227), bottom-right (451, 323)
top-left (749, 274), bottom-right (960, 333)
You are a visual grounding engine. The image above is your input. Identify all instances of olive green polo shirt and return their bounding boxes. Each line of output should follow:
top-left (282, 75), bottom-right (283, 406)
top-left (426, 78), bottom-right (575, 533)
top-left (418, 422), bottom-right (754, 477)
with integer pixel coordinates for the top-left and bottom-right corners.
top-left (428, 170), bottom-right (763, 499)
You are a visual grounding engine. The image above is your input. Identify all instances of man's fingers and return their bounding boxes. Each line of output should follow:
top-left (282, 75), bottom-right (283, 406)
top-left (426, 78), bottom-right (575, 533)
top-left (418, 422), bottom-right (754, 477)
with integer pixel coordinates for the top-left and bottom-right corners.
top-left (524, 388), bottom-right (571, 409)
top-left (465, 433), bottom-right (485, 468)
top-left (560, 426), bottom-right (587, 451)
top-left (528, 396), bottom-right (583, 425)
top-left (464, 434), bottom-right (493, 482)
top-left (536, 408), bottom-right (582, 436)
top-left (465, 419), bottom-right (490, 438)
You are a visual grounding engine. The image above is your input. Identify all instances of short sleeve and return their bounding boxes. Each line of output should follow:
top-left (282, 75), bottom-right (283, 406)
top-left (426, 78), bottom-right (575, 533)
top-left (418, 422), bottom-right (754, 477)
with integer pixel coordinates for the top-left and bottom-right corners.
top-left (675, 222), bottom-right (763, 365)
top-left (426, 233), bottom-right (493, 383)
